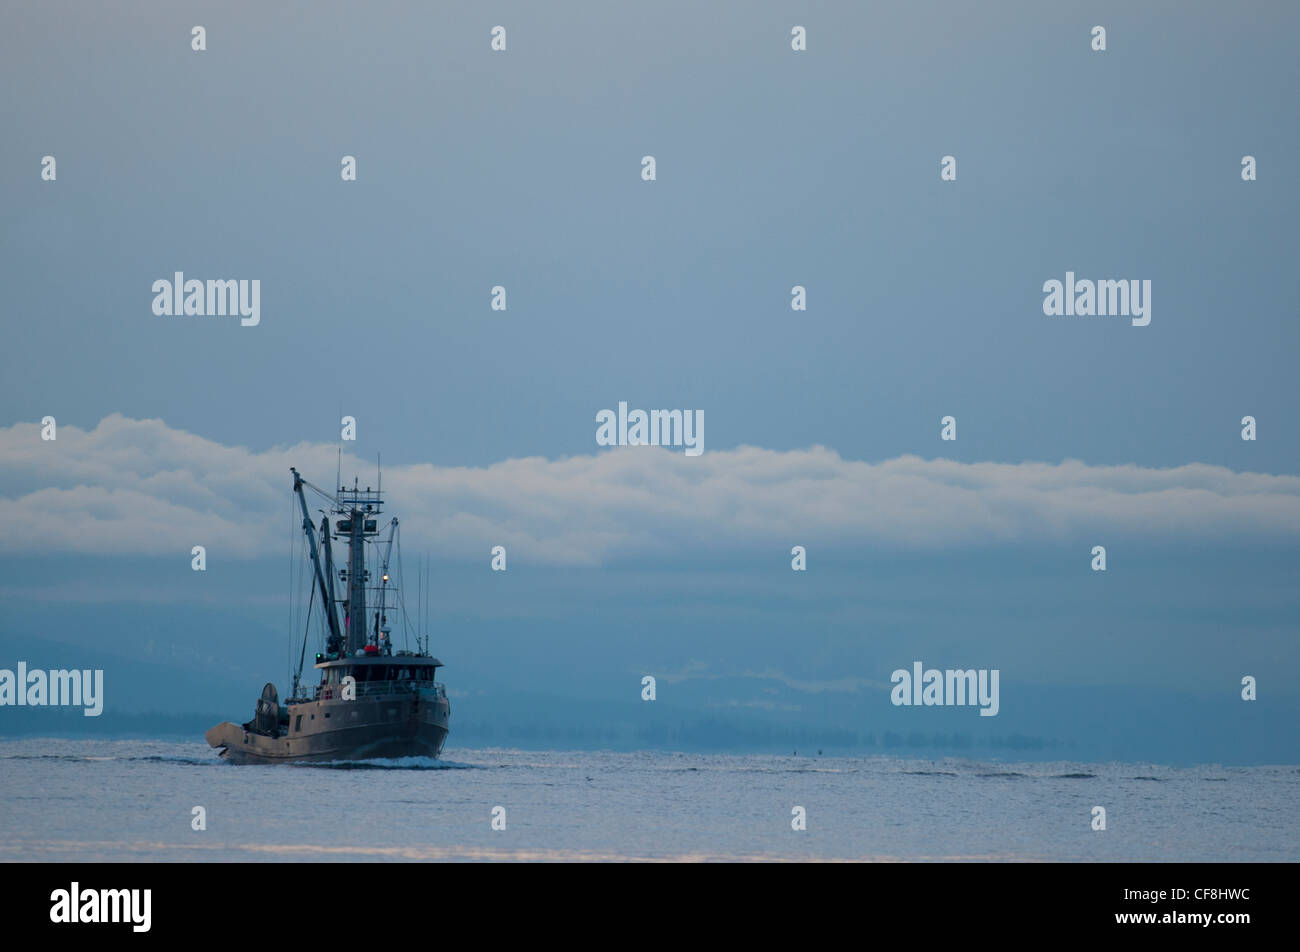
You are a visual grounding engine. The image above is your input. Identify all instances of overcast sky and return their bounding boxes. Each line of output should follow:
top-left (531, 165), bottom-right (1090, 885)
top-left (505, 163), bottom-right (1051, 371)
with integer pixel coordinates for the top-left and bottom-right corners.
top-left (1, 1), bottom-right (1297, 761)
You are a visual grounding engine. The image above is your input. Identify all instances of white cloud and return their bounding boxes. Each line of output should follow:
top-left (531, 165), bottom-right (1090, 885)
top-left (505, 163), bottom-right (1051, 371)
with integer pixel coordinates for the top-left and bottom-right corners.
top-left (3, 414), bottom-right (1299, 564)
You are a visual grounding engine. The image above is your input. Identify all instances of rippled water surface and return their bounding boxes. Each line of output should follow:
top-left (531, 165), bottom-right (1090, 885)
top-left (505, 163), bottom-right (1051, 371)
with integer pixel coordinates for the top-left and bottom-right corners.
top-left (1, 739), bottom-right (1296, 861)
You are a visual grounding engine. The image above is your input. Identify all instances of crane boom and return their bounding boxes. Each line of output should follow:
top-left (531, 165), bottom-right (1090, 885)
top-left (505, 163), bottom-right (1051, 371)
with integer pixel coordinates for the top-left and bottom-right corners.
top-left (291, 467), bottom-right (344, 652)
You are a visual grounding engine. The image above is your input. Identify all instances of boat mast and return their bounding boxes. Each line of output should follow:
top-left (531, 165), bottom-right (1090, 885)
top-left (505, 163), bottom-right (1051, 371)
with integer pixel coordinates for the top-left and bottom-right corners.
top-left (337, 477), bottom-right (383, 656)
top-left (346, 486), bottom-right (366, 654)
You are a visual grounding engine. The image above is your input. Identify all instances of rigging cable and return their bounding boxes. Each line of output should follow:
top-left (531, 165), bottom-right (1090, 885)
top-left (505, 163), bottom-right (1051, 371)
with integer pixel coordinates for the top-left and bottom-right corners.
top-left (294, 572), bottom-right (316, 697)
top-left (394, 527), bottom-right (415, 651)
top-left (287, 492), bottom-right (295, 694)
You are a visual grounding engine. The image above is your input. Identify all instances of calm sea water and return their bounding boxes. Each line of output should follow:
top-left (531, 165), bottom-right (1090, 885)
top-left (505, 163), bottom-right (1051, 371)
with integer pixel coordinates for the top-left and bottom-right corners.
top-left (1, 738), bottom-right (1296, 861)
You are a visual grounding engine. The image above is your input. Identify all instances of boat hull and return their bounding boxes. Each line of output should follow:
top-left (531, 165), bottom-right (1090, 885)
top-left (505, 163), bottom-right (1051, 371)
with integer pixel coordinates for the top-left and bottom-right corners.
top-left (206, 690), bottom-right (449, 764)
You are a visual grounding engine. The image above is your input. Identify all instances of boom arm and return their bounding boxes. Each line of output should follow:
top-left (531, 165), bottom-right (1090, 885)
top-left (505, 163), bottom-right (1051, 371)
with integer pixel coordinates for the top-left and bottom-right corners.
top-left (291, 467), bottom-right (344, 652)
top-left (320, 514), bottom-right (341, 642)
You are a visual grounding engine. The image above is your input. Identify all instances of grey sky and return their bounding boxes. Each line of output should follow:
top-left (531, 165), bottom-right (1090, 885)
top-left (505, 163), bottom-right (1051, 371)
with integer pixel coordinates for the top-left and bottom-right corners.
top-left (2, 1), bottom-right (1297, 468)
top-left (1, 2), bottom-right (1297, 762)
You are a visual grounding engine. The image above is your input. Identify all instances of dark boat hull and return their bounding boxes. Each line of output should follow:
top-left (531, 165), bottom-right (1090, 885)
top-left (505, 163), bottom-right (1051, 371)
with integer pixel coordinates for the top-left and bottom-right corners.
top-left (206, 690), bottom-right (450, 764)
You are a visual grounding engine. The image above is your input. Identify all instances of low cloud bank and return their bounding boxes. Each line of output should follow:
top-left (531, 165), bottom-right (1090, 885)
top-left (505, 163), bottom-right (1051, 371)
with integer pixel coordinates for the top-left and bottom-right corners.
top-left (2, 415), bottom-right (1298, 564)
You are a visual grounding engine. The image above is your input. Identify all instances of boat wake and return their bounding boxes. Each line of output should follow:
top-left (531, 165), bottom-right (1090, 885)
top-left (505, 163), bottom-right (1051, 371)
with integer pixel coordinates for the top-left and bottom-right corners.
top-left (0, 753), bottom-right (217, 766)
top-left (289, 756), bottom-right (479, 771)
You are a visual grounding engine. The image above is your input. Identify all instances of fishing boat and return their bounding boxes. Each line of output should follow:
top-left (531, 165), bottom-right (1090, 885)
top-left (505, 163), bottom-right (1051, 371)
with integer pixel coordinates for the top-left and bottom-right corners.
top-left (205, 466), bottom-right (450, 763)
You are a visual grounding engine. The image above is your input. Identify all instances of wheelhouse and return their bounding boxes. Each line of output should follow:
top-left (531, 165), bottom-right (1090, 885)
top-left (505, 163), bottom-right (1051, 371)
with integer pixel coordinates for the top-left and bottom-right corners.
top-left (310, 654), bottom-right (445, 701)
top-left (316, 656), bottom-right (443, 685)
